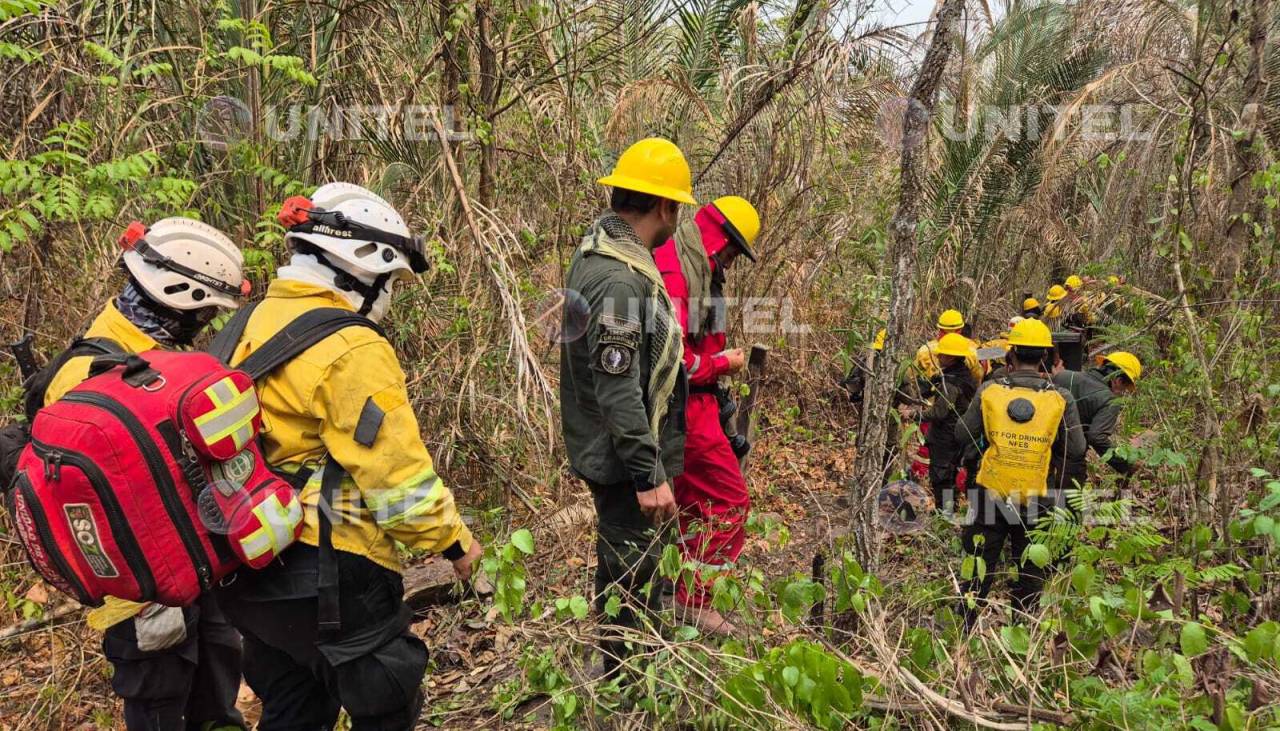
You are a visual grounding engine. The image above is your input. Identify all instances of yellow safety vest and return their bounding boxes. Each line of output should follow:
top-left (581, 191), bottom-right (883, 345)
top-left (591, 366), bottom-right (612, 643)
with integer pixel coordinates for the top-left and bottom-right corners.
top-left (975, 381), bottom-right (1065, 502)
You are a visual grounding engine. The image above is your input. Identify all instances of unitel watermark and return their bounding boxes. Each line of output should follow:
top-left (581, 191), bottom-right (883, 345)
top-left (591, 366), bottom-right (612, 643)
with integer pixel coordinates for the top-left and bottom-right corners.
top-left (196, 96), bottom-right (471, 149)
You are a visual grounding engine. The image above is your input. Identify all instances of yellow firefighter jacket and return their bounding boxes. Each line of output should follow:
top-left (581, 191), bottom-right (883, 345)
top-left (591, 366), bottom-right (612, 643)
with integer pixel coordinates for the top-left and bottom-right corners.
top-left (224, 279), bottom-right (473, 573)
top-left (915, 335), bottom-right (984, 383)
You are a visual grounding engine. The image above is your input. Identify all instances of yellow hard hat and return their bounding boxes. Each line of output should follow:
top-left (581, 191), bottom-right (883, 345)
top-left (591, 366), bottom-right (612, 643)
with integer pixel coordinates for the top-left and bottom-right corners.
top-left (1065, 275), bottom-right (1083, 290)
top-left (1046, 284), bottom-right (1067, 302)
top-left (1104, 351), bottom-right (1142, 382)
top-left (936, 309), bottom-right (965, 330)
top-left (936, 333), bottom-right (972, 357)
top-left (1007, 318), bottom-right (1053, 348)
top-left (712, 195), bottom-right (761, 261)
top-left (1022, 297), bottom-right (1041, 311)
top-left (1107, 275), bottom-right (1120, 286)
top-left (597, 138), bottom-right (697, 204)
top-left (872, 328), bottom-right (886, 351)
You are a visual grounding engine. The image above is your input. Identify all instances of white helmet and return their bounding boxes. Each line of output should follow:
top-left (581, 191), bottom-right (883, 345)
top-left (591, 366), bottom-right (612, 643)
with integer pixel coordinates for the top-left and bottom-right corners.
top-left (280, 183), bottom-right (424, 280)
top-left (120, 217), bottom-right (246, 311)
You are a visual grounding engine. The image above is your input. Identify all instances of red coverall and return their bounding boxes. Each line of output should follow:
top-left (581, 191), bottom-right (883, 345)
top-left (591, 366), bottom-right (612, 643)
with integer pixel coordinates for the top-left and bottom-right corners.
top-left (653, 206), bottom-right (750, 610)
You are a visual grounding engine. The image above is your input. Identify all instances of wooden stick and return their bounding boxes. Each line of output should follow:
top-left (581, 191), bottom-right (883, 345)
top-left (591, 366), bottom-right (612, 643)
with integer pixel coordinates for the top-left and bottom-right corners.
top-left (0, 603), bottom-right (82, 643)
top-left (734, 343), bottom-right (770, 472)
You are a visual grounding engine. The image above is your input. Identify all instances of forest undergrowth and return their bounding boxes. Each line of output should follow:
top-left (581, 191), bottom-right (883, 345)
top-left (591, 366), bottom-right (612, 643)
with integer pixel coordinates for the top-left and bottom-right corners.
top-left (2, 0), bottom-right (1280, 728)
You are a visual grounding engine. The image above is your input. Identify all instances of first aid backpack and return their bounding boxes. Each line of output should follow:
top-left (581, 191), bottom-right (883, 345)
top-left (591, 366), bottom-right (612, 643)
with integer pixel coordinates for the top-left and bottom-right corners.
top-left (5, 308), bottom-right (380, 608)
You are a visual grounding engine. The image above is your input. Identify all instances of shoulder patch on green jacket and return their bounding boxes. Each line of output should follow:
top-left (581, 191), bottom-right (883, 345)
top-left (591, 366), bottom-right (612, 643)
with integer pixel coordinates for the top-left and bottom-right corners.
top-left (599, 313), bottom-right (641, 349)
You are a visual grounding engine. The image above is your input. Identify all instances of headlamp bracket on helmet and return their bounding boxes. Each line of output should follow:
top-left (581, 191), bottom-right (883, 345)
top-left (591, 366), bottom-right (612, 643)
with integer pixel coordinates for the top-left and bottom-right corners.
top-left (119, 221), bottom-right (251, 299)
top-left (278, 196), bottom-right (429, 274)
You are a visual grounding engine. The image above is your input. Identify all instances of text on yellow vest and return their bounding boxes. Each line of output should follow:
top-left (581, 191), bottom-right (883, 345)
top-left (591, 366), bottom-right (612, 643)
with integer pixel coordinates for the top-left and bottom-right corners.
top-left (975, 381), bottom-right (1066, 502)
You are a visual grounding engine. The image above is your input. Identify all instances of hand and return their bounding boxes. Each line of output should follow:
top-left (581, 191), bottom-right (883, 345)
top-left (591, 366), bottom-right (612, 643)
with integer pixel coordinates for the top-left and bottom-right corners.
top-left (135, 604), bottom-right (186, 652)
top-left (637, 482), bottom-right (677, 524)
top-left (451, 538), bottom-right (483, 582)
top-left (723, 348), bottom-right (746, 373)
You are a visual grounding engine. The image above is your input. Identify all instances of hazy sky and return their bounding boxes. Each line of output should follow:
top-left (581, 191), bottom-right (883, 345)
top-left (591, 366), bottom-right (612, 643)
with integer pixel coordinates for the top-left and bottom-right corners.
top-left (869, 0), bottom-right (939, 31)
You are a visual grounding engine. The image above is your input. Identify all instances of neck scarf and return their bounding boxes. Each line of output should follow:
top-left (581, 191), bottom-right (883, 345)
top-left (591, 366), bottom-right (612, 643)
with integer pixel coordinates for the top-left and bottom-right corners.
top-left (115, 280), bottom-right (214, 346)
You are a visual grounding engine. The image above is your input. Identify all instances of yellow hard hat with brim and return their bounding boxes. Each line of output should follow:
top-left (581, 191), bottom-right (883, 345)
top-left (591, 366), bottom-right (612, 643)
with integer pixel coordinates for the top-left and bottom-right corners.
top-left (936, 333), bottom-right (972, 357)
top-left (1046, 284), bottom-right (1067, 302)
top-left (936, 309), bottom-right (965, 330)
top-left (1007, 318), bottom-right (1053, 348)
top-left (1104, 351), bottom-right (1142, 382)
top-left (712, 195), bottom-right (760, 261)
top-left (1065, 274), bottom-right (1083, 289)
top-left (1022, 297), bottom-right (1041, 311)
top-left (598, 138), bottom-right (697, 205)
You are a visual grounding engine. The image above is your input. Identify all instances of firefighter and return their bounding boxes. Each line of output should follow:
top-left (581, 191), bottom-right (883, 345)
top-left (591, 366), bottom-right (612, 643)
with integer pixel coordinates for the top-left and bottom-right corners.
top-left (1021, 297), bottom-right (1043, 319)
top-left (215, 183), bottom-right (480, 728)
top-left (560, 138), bottom-right (691, 673)
top-left (1052, 351), bottom-right (1142, 489)
top-left (40, 218), bottom-right (248, 731)
top-left (1061, 274), bottom-right (1097, 334)
top-left (840, 328), bottom-right (886, 405)
top-left (914, 309), bottom-right (983, 384)
top-left (921, 333), bottom-right (978, 515)
top-left (954, 318), bottom-right (1085, 627)
top-left (653, 195), bottom-right (759, 635)
top-left (1043, 284), bottom-right (1068, 322)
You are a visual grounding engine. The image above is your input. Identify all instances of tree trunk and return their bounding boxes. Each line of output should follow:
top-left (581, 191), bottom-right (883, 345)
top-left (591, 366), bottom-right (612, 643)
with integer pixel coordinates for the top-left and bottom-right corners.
top-left (849, 0), bottom-right (966, 569)
top-left (477, 0), bottom-right (498, 207)
top-left (1223, 0), bottom-right (1271, 288)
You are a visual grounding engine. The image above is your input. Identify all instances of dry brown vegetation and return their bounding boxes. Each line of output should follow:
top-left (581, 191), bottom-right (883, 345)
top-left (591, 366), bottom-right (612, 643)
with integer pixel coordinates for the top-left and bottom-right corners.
top-left (3, 0), bottom-right (1280, 728)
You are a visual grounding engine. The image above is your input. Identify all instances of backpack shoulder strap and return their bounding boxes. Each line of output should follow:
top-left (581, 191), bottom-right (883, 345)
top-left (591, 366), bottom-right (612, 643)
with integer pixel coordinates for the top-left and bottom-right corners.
top-left (208, 302), bottom-right (259, 364)
top-left (22, 336), bottom-right (126, 421)
top-left (236, 308), bottom-right (386, 381)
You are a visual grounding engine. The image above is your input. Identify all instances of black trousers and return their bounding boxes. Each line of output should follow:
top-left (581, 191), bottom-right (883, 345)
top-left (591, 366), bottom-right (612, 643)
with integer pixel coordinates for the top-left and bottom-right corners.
top-left (217, 545), bottom-right (427, 731)
top-left (588, 480), bottom-right (663, 672)
top-left (103, 594), bottom-right (245, 731)
top-left (926, 433), bottom-right (960, 509)
top-left (958, 486), bottom-right (1048, 627)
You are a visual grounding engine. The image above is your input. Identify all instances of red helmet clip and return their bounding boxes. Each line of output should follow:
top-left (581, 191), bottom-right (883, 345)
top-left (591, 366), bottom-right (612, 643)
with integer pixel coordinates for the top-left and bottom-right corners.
top-left (278, 196), bottom-right (315, 228)
top-left (239, 279), bottom-right (253, 297)
top-left (119, 221), bottom-right (147, 251)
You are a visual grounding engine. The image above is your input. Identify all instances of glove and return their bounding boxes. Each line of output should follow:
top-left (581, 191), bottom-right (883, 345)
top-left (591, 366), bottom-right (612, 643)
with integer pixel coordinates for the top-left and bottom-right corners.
top-left (134, 604), bottom-right (187, 652)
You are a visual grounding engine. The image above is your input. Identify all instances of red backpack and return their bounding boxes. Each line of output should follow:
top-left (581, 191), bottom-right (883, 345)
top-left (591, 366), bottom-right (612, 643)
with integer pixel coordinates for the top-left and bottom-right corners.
top-left (5, 308), bottom-right (379, 608)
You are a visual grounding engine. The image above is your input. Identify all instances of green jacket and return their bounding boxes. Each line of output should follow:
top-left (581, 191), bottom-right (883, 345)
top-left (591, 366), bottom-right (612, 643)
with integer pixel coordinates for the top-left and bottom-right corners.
top-left (560, 215), bottom-right (687, 490)
top-left (1052, 368), bottom-right (1132, 474)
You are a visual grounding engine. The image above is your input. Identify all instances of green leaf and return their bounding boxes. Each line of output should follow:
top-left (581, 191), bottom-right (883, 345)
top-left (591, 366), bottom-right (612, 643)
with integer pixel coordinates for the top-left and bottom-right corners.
top-left (568, 595), bottom-right (589, 620)
top-left (781, 665), bottom-right (800, 687)
top-left (1180, 622), bottom-right (1209, 657)
top-left (1024, 543), bottom-right (1051, 569)
top-left (1243, 622), bottom-right (1278, 662)
top-left (1000, 625), bottom-right (1030, 655)
top-left (1071, 564), bottom-right (1095, 594)
top-left (1254, 515), bottom-right (1275, 536)
top-left (1171, 653), bottom-right (1195, 688)
top-left (510, 529), bottom-right (534, 555)
top-left (602, 593), bottom-right (621, 619)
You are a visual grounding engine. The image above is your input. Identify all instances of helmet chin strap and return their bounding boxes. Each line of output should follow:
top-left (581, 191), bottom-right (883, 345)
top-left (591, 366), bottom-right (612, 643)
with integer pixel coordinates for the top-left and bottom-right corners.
top-left (291, 246), bottom-right (393, 319)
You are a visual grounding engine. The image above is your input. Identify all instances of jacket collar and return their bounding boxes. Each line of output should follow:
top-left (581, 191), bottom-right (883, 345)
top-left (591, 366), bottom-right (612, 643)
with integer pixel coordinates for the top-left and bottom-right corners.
top-left (265, 278), bottom-right (357, 311)
top-left (85, 301), bottom-right (160, 353)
